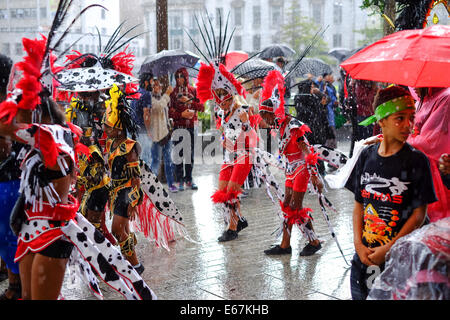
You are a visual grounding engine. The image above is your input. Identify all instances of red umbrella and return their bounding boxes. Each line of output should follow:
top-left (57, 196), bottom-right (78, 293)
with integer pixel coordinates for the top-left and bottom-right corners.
top-left (340, 25), bottom-right (450, 87)
top-left (224, 51), bottom-right (249, 70)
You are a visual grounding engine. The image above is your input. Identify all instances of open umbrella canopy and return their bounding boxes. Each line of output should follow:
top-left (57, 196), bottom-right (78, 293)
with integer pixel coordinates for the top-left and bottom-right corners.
top-left (340, 25), bottom-right (450, 87)
top-left (328, 47), bottom-right (351, 62)
top-left (232, 58), bottom-right (282, 80)
top-left (139, 49), bottom-right (200, 77)
top-left (224, 51), bottom-right (249, 70)
top-left (259, 44), bottom-right (296, 60)
top-left (286, 57), bottom-right (332, 77)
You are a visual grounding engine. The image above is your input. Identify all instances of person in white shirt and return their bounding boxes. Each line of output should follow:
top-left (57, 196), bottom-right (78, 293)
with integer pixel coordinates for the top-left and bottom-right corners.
top-left (144, 78), bottom-right (177, 193)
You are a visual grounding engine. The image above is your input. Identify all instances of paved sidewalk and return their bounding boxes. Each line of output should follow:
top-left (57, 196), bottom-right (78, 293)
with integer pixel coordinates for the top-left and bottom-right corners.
top-left (1, 140), bottom-right (357, 300)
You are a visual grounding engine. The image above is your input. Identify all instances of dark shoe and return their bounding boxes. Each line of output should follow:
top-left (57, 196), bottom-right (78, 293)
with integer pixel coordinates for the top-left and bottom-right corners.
top-left (264, 245), bottom-right (292, 255)
top-left (0, 271), bottom-right (7, 283)
top-left (299, 242), bottom-right (322, 256)
top-left (0, 283), bottom-right (21, 300)
top-left (134, 264), bottom-right (145, 275)
top-left (218, 229), bottom-right (238, 242)
top-left (186, 181), bottom-right (198, 190)
top-left (236, 218), bottom-right (248, 233)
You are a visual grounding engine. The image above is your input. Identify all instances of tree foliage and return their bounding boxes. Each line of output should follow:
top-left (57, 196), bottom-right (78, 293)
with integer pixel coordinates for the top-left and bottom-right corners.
top-left (280, 1), bottom-right (329, 62)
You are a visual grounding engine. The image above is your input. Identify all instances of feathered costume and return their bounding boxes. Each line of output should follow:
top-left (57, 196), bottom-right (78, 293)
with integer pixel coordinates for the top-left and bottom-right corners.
top-left (187, 12), bottom-right (261, 229)
top-left (103, 84), bottom-right (190, 251)
top-left (0, 0), bottom-right (156, 300)
top-left (59, 24), bottom-right (143, 245)
top-left (258, 70), bottom-right (350, 264)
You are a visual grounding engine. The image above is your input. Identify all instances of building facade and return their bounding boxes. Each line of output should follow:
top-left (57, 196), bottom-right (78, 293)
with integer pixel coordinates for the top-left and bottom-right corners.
top-left (0, 0), bottom-right (144, 65)
top-left (142, 0), bottom-right (372, 57)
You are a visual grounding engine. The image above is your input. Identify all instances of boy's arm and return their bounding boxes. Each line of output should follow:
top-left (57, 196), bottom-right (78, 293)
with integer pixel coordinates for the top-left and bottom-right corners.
top-left (353, 201), bottom-right (374, 266)
top-left (368, 205), bottom-right (427, 265)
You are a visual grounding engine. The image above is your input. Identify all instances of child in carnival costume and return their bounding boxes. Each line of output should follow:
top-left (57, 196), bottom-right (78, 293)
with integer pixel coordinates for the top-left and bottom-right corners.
top-left (197, 60), bottom-right (259, 242)
top-left (58, 28), bottom-right (141, 245)
top-left (258, 70), bottom-right (324, 256)
top-left (103, 84), bottom-right (189, 259)
top-left (0, 0), bottom-right (156, 300)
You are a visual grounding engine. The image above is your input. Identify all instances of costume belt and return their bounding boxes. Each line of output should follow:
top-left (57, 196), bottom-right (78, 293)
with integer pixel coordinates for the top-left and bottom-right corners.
top-left (25, 195), bottom-right (78, 221)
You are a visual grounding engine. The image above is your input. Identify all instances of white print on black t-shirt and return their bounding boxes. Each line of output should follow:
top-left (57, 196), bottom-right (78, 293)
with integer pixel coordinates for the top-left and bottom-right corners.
top-left (360, 173), bottom-right (410, 196)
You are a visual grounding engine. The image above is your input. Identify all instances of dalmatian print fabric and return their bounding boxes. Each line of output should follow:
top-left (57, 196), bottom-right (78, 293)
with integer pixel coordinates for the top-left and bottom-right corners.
top-left (62, 213), bottom-right (157, 300)
top-left (312, 144), bottom-right (348, 169)
top-left (56, 66), bottom-right (138, 92)
top-left (19, 213), bottom-right (156, 300)
top-left (133, 162), bottom-right (191, 250)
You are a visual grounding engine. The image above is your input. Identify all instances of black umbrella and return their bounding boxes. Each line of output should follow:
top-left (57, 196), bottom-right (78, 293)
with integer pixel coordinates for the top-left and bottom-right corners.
top-left (286, 57), bottom-right (332, 77)
top-left (341, 45), bottom-right (366, 62)
top-left (328, 47), bottom-right (351, 62)
top-left (232, 58), bottom-right (282, 80)
top-left (258, 44), bottom-right (296, 60)
top-left (138, 49), bottom-right (200, 77)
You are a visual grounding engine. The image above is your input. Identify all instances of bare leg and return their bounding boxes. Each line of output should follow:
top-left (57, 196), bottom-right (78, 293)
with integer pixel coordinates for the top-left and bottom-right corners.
top-left (31, 254), bottom-right (68, 300)
top-left (112, 215), bottom-right (139, 266)
top-left (227, 181), bottom-right (243, 231)
top-left (18, 253), bottom-right (33, 300)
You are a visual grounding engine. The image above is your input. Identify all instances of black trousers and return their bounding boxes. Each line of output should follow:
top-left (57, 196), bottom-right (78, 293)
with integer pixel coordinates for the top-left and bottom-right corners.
top-left (173, 127), bottom-right (195, 184)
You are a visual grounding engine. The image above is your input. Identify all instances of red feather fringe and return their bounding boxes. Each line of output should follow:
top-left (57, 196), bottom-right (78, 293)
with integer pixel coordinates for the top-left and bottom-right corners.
top-left (305, 152), bottom-right (319, 166)
top-left (34, 126), bottom-right (59, 168)
top-left (196, 62), bottom-right (216, 103)
top-left (260, 70), bottom-right (285, 120)
top-left (279, 201), bottom-right (313, 226)
top-left (211, 189), bottom-right (242, 203)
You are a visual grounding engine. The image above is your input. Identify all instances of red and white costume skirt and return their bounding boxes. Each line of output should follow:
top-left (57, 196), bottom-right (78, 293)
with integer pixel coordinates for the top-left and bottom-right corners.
top-left (15, 195), bottom-right (78, 262)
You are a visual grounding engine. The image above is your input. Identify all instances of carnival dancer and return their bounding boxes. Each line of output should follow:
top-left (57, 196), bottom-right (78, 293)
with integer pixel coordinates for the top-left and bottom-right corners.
top-left (197, 61), bottom-right (259, 242)
top-left (0, 1), bottom-right (156, 300)
top-left (103, 84), bottom-right (190, 253)
top-left (57, 23), bottom-right (143, 245)
top-left (258, 70), bottom-right (324, 256)
top-left (102, 84), bottom-right (145, 273)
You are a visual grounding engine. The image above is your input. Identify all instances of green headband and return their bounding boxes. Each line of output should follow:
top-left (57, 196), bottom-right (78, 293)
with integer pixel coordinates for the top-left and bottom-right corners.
top-left (359, 95), bottom-right (416, 127)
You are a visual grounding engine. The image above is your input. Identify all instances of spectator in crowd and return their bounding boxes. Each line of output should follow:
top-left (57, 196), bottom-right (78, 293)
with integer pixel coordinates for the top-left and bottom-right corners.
top-left (132, 72), bottom-right (153, 166)
top-left (169, 68), bottom-right (204, 191)
top-left (295, 79), bottom-right (331, 175)
top-left (322, 73), bottom-right (338, 150)
top-left (345, 86), bottom-right (437, 300)
top-left (0, 53), bottom-right (21, 300)
top-left (354, 80), bottom-right (379, 141)
top-left (408, 86), bottom-right (450, 222)
top-left (145, 78), bottom-right (177, 193)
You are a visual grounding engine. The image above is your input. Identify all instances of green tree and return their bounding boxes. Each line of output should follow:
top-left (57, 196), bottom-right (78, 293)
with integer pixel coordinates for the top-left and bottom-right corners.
top-left (360, 0), bottom-right (397, 35)
top-left (280, 0), bottom-right (330, 63)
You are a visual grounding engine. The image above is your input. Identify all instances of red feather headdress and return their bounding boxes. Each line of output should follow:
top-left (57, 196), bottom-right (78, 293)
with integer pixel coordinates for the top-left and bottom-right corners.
top-left (259, 70), bottom-right (286, 121)
top-left (196, 61), bottom-right (246, 104)
top-left (0, 36), bottom-right (47, 123)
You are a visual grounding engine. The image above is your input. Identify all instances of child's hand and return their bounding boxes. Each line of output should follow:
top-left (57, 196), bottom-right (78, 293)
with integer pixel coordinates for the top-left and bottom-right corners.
top-left (368, 244), bottom-right (390, 266)
top-left (355, 242), bottom-right (374, 266)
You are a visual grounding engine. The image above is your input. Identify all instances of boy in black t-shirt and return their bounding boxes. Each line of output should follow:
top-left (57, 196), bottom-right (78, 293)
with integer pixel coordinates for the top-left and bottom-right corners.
top-left (345, 86), bottom-right (437, 300)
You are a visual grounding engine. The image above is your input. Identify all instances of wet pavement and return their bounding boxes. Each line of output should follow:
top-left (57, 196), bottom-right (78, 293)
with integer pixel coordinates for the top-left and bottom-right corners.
top-left (1, 135), bottom-right (357, 301)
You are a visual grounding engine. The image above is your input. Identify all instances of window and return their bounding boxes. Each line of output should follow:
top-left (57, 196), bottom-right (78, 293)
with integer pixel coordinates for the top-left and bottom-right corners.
top-left (169, 11), bottom-right (183, 30)
top-left (333, 2), bottom-right (343, 25)
top-left (216, 8), bottom-right (223, 28)
top-left (253, 6), bottom-right (261, 27)
top-left (171, 37), bottom-right (182, 50)
top-left (333, 33), bottom-right (342, 47)
top-left (40, 7), bottom-right (47, 18)
top-left (312, 4), bottom-right (323, 25)
top-left (234, 7), bottom-right (242, 27)
top-left (2, 43), bottom-right (10, 56)
top-left (0, 9), bottom-right (8, 19)
top-left (271, 5), bottom-right (282, 26)
top-left (101, 9), bottom-right (106, 20)
top-left (15, 43), bottom-right (22, 55)
top-left (234, 35), bottom-right (242, 50)
top-left (253, 34), bottom-right (261, 51)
